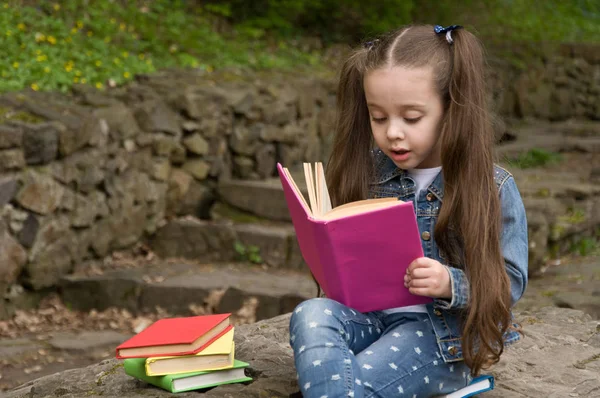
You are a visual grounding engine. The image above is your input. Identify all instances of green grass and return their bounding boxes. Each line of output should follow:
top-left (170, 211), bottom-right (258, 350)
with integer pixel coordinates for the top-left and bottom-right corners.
top-left (1, 0), bottom-right (598, 94)
top-left (508, 148), bottom-right (563, 169)
top-left (0, 0), bottom-right (325, 93)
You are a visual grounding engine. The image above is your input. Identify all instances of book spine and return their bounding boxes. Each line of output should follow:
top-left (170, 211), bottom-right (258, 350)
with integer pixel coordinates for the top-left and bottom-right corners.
top-left (124, 358), bottom-right (175, 392)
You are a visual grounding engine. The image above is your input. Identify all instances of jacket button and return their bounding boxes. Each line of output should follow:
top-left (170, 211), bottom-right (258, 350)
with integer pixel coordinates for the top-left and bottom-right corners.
top-left (448, 346), bottom-right (458, 356)
top-left (421, 231), bottom-right (431, 241)
top-left (434, 309), bottom-right (442, 316)
top-left (426, 193), bottom-right (435, 201)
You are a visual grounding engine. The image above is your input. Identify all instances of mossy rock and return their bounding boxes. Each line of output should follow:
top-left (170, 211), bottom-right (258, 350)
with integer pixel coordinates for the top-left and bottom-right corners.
top-left (0, 106), bottom-right (45, 124)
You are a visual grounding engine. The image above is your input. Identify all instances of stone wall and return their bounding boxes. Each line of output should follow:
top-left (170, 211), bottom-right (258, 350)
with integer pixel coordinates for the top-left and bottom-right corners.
top-left (0, 43), bottom-right (599, 299)
top-left (0, 70), bottom-right (338, 296)
top-left (489, 43), bottom-right (600, 121)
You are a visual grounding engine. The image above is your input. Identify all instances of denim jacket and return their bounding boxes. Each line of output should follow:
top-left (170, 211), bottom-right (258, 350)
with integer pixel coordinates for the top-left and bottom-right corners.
top-left (369, 149), bottom-right (529, 363)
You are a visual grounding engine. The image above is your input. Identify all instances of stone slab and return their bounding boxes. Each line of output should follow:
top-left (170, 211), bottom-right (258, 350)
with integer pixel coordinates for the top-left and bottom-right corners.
top-left (47, 331), bottom-right (132, 351)
top-left (60, 262), bottom-right (317, 318)
top-left (0, 338), bottom-right (44, 358)
top-left (217, 168), bottom-right (307, 222)
top-left (5, 307), bottom-right (600, 397)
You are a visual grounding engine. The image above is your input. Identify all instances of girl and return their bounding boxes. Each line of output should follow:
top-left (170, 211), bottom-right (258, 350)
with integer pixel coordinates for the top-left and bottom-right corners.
top-left (289, 24), bottom-right (528, 397)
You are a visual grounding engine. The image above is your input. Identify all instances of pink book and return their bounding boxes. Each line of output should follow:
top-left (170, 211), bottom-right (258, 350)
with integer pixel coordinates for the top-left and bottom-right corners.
top-left (277, 162), bottom-right (431, 312)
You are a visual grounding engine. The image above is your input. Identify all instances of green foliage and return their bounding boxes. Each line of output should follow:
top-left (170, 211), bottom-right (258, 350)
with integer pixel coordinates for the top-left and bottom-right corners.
top-left (0, 0), bottom-right (324, 93)
top-left (1, 0), bottom-right (598, 93)
top-left (414, 0), bottom-right (600, 44)
top-left (508, 148), bottom-right (563, 169)
top-left (234, 241), bottom-right (263, 264)
top-left (560, 208), bottom-right (587, 225)
top-left (211, 0), bottom-right (414, 42)
top-left (210, 0), bottom-right (600, 45)
top-left (569, 237), bottom-right (599, 256)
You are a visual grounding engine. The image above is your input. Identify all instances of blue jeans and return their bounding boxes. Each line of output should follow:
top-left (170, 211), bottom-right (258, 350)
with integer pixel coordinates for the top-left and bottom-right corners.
top-left (289, 298), bottom-right (471, 397)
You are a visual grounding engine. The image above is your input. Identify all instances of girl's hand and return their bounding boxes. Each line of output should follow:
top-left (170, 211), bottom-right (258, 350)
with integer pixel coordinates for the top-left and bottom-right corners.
top-left (404, 257), bottom-right (452, 299)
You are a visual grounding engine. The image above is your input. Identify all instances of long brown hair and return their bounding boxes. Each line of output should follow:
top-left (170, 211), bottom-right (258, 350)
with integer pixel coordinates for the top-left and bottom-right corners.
top-left (326, 25), bottom-right (512, 375)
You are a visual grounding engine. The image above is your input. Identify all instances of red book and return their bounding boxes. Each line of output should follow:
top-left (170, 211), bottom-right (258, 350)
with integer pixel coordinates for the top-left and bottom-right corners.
top-left (116, 313), bottom-right (232, 359)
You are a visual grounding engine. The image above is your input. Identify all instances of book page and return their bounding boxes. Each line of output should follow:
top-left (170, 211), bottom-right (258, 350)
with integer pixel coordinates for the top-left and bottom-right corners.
top-left (317, 162), bottom-right (332, 214)
top-left (321, 198), bottom-right (404, 221)
top-left (312, 163), bottom-right (321, 215)
top-left (304, 163), bottom-right (318, 214)
top-left (284, 168), bottom-right (312, 217)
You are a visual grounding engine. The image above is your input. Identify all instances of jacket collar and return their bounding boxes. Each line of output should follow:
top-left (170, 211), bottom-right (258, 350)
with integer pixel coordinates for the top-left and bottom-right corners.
top-left (373, 149), bottom-right (445, 202)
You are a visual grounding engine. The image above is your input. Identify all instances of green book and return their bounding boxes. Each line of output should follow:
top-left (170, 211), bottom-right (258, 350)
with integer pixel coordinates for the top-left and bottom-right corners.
top-left (124, 357), bottom-right (252, 393)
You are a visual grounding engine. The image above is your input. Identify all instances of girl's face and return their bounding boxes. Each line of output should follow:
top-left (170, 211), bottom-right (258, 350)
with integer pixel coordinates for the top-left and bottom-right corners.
top-left (364, 66), bottom-right (445, 169)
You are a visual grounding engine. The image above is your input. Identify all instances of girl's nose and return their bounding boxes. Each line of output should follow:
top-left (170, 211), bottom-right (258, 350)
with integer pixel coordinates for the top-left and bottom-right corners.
top-left (386, 122), bottom-right (405, 141)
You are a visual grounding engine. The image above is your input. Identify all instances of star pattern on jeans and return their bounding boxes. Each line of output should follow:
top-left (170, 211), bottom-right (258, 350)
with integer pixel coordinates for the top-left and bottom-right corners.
top-left (290, 302), bottom-right (467, 397)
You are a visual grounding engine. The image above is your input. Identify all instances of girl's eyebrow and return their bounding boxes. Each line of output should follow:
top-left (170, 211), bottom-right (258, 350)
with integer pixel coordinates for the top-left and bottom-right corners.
top-left (366, 102), bottom-right (426, 110)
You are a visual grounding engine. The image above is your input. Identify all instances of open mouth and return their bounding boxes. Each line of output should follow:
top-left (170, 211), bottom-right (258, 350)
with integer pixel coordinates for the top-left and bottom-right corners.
top-left (390, 149), bottom-right (411, 161)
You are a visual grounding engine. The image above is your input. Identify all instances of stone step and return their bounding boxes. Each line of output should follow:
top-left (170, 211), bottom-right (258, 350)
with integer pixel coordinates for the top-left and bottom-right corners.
top-left (217, 167), bottom-right (307, 222)
top-left (59, 262), bottom-right (318, 322)
top-left (498, 120), bottom-right (600, 160)
top-left (149, 216), bottom-right (307, 270)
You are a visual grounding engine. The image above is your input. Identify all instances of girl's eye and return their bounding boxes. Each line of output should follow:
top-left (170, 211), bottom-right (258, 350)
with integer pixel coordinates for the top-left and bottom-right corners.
top-left (405, 117), bottom-right (422, 124)
top-left (371, 117), bottom-right (387, 123)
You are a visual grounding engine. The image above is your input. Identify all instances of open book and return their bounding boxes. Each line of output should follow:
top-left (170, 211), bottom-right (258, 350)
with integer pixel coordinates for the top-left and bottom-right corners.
top-left (278, 162), bottom-right (431, 312)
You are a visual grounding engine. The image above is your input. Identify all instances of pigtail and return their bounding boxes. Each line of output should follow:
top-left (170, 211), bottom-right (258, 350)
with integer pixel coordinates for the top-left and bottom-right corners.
top-left (435, 29), bottom-right (512, 375)
top-left (325, 50), bottom-right (374, 207)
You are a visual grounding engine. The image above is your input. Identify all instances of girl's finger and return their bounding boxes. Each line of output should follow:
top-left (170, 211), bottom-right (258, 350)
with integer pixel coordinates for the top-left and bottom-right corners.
top-left (408, 268), bottom-right (431, 280)
top-left (408, 279), bottom-right (430, 288)
top-left (408, 287), bottom-right (432, 297)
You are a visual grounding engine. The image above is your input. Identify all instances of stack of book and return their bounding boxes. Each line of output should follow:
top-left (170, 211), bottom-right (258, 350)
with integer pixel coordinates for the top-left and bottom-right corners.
top-left (115, 313), bottom-right (252, 393)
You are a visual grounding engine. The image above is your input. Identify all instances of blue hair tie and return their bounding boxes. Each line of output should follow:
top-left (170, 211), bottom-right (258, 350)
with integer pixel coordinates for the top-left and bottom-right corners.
top-left (434, 25), bottom-right (462, 44)
top-left (363, 39), bottom-right (380, 50)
